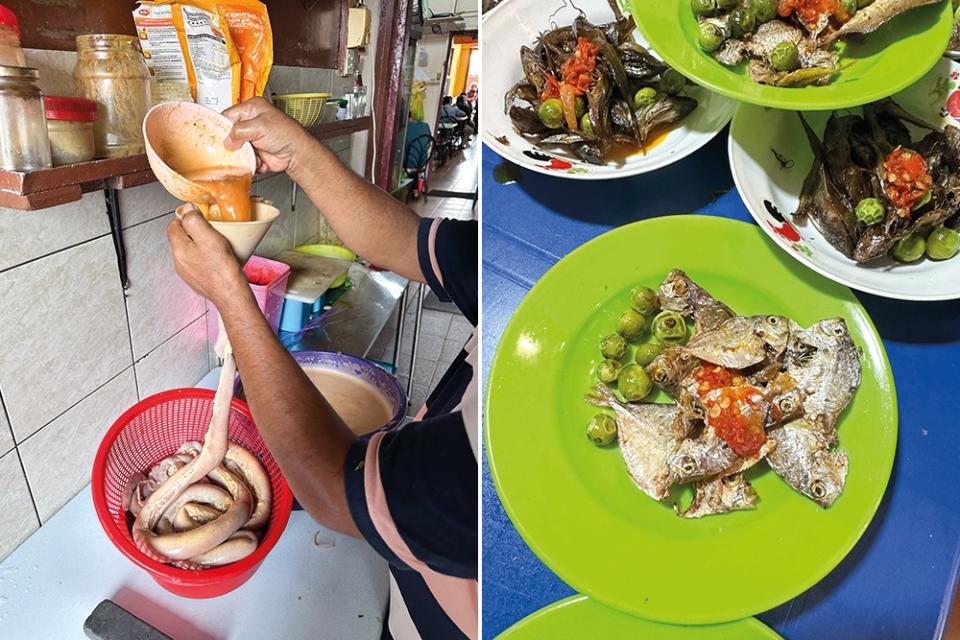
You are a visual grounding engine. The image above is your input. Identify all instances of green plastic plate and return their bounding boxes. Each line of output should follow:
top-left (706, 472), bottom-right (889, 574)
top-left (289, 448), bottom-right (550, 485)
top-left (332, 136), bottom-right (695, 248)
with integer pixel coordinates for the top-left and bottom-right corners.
top-left (497, 595), bottom-right (782, 639)
top-left (485, 216), bottom-right (897, 624)
top-left (630, 0), bottom-right (952, 110)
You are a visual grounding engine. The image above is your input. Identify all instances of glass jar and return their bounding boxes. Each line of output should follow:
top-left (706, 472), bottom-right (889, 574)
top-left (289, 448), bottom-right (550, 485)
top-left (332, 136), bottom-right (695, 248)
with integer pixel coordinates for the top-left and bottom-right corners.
top-left (74, 34), bottom-right (151, 158)
top-left (0, 65), bottom-right (52, 171)
top-left (44, 96), bottom-right (97, 165)
top-left (0, 5), bottom-right (25, 67)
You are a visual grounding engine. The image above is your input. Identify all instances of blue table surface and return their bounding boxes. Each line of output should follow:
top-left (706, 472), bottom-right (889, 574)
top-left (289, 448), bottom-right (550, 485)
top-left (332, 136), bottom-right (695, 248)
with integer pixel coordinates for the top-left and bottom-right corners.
top-left (480, 138), bottom-right (960, 640)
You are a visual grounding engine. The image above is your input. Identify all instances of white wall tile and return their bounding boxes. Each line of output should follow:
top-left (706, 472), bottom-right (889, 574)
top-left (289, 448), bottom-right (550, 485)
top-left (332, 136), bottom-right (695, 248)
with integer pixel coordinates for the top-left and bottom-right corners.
top-left (0, 450), bottom-right (40, 560)
top-left (300, 67), bottom-right (335, 93)
top-left (0, 194), bottom-right (109, 272)
top-left (0, 396), bottom-right (13, 456)
top-left (23, 48), bottom-right (76, 97)
top-left (267, 66), bottom-right (302, 94)
top-left (124, 213), bottom-right (205, 358)
top-left (19, 369), bottom-right (138, 523)
top-left (119, 182), bottom-right (182, 229)
top-left (324, 135), bottom-right (352, 155)
top-left (136, 316), bottom-right (211, 399)
top-left (0, 236), bottom-right (131, 442)
top-left (294, 189), bottom-right (320, 246)
top-left (254, 174), bottom-right (296, 258)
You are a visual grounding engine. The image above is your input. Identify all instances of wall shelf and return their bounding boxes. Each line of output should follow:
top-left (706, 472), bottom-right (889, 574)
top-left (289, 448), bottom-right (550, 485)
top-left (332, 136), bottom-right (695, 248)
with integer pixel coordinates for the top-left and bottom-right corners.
top-left (0, 116), bottom-right (372, 212)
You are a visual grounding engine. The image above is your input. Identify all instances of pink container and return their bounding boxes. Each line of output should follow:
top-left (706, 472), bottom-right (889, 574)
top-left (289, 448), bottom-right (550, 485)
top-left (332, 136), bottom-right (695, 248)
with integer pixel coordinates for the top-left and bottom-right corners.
top-left (208, 255), bottom-right (291, 345)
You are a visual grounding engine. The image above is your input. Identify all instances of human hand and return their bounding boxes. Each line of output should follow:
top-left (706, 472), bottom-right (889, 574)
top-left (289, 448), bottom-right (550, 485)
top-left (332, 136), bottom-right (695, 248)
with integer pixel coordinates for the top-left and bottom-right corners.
top-left (223, 96), bottom-right (312, 174)
top-left (166, 205), bottom-right (247, 308)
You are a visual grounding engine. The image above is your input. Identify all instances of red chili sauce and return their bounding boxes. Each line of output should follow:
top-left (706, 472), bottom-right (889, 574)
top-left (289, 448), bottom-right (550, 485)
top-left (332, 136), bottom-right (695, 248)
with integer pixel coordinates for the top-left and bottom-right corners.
top-left (704, 386), bottom-right (768, 458)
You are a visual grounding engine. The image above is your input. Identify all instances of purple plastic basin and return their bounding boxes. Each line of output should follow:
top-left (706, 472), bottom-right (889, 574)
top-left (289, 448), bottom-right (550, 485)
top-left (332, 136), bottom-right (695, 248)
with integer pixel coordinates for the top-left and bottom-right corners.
top-left (235, 351), bottom-right (406, 431)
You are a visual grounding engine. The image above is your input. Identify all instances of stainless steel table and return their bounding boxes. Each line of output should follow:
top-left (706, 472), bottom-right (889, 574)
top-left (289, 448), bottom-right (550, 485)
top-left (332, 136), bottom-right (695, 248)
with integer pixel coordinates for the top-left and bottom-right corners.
top-left (281, 263), bottom-right (407, 358)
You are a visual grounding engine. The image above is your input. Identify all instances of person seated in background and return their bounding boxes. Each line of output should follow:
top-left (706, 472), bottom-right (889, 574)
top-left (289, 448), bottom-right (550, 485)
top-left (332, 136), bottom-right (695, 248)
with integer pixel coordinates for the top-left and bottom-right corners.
top-left (466, 85), bottom-right (478, 129)
top-left (456, 93), bottom-right (473, 122)
top-left (440, 95), bottom-right (467, 120)
top-left (456, 94), bottom-right (476, 144)
top-left (441, 96), bottom-right (474, 148)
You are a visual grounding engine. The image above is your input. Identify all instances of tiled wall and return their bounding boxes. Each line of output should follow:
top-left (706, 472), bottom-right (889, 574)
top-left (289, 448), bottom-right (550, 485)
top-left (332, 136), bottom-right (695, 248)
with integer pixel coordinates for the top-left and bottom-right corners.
top-left (267, 65), bottom-right (356, 100)
top-left (0, 150), bottom-right (352, 562)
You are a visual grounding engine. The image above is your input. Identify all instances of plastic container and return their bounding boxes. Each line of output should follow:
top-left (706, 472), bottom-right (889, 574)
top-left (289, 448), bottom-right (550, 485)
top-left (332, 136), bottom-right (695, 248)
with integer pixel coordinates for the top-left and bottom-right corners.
top-left (0, 4), bottom-right (25, 67)
top-left (75, 34), bottom-right (151, 158)
top-left (91, 389), bottom-right (294, 598)
top-left (209, 255), bottom-right (291, 346)
top-left (43, 96), bottom-right (96, 165)
top-left (278, 296), bottom-right (318, 333)
top-left (0, 65), bottom-right (51, 171)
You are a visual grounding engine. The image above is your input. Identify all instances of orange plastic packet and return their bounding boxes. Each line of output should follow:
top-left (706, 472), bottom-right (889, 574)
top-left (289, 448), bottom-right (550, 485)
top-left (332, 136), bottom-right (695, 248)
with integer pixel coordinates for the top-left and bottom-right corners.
top-left (133, 0), bottom-right (271, 107)
top-left (212, 0), bottom-right (273, 102)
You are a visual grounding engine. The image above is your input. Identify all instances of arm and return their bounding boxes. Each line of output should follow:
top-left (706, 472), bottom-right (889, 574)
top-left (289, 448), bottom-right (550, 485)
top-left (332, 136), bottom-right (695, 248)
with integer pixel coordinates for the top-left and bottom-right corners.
top-left (167, 209), bottom-right (361, 537)
top-left (222, 97), bottom-right (426, 284)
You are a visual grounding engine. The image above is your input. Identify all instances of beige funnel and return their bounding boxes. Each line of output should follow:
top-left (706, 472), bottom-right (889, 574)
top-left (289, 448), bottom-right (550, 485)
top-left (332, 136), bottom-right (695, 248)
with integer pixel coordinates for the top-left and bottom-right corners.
top-left (177, 199), bottom-right (279, 265)
top-left (143, 101), bottom-right (256, 203)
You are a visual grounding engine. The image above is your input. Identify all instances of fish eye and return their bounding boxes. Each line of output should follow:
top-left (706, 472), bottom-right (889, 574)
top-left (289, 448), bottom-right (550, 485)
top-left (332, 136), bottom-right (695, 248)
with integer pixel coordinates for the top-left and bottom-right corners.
top-left (779, 397), bottom-right (796, 413)
top-left (680, 456), bottom-right (697, 476)
top-left (810, 480), bottom-right (827, 499)
top-left (721, 474), bottom-right (738, 485)
top-left (674, 281), bottom-right (688, 295)
top-left (832, 325), bottom-right (845, 337)
top-left (654, 370), bottom-right (667, 383)
top-left (766, 316), bottom-right (780, 325)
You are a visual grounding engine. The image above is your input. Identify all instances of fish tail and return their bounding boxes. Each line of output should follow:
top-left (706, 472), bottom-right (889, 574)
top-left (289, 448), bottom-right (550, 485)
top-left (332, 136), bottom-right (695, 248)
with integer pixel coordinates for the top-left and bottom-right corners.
top-left (585, 383), bottom-right (617, 407)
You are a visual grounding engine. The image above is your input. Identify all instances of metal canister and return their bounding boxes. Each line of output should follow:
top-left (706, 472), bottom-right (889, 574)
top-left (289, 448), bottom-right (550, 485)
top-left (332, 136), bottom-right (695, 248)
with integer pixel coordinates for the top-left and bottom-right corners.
top-left (0, 65), bottom-right (52, 171)
top-left (74, 34), bottom-right (151, 158)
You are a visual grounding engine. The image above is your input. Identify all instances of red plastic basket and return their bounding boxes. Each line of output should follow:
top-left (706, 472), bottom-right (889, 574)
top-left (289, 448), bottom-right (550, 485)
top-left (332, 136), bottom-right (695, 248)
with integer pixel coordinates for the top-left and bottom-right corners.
top-left (92, 388), bottom-right (293, 598)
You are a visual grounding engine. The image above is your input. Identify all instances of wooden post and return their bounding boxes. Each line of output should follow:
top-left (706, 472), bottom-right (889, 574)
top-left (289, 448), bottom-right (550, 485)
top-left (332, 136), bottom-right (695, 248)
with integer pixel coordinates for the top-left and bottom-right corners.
top-left (372, 0), bottom-right (413, 190)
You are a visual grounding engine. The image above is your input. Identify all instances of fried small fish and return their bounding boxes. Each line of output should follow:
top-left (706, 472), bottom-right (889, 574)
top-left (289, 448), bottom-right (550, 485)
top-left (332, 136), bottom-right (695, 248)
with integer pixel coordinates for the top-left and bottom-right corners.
top-left (587, 384), bottom-right (679, 501)
top-left (745, 20), bottom-right (803, 59)
top-left (672, 385), bottom-right (707, 439)
top-left (635, 95), bottom-right (698, 145)
top-left (763, 372), bottom-right (807, 430)
top-left (823, 0), bottom-right (940, 45)
top-left (675, 473), bottom-right (759, 519)
top-left (785, 318), bottom-right (861, 434)
top-left (668, 424), bottom-right (776, 484)
top-left (766, 419), bottom-right (848, 507)
top-left (714, 37), bottom-right (746, 66)
top-left (647, 347), bottom-right (699, 397)
top-left (684, 315), bottom-right (791, 369)
top-left (658, 269), bottom-right (735, 335)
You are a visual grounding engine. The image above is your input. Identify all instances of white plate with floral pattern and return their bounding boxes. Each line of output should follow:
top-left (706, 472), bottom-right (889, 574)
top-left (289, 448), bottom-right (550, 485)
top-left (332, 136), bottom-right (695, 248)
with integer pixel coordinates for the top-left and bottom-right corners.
top-left (729, 57), bottom-right (960, 302)
top-left (481, 0), bottom-right (736, 180)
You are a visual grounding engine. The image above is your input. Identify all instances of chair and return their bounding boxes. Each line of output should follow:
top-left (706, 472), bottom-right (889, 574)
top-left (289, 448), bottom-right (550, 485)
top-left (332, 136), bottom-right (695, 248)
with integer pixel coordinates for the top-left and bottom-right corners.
top-left (434, 115), bottom-right (462, 166)
top-left (403, 134), bottom-right (434, 200)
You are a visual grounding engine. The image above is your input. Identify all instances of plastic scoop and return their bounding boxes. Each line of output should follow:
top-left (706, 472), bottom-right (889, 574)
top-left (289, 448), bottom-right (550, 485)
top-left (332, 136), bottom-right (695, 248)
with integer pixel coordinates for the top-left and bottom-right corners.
top-left (143, 101), bottom-right (257, 217)
top-left (176, 199), bottom-right (279, 265)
